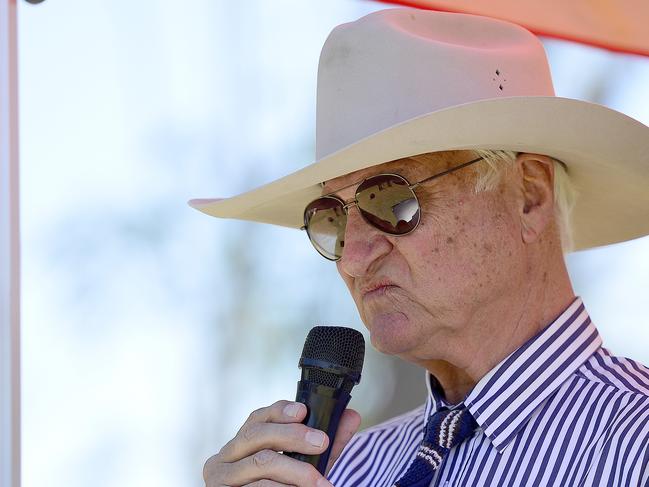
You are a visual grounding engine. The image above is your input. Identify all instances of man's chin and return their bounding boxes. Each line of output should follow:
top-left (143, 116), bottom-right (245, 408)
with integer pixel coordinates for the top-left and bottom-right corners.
top-left (366, 311), bottom-right (415, 355)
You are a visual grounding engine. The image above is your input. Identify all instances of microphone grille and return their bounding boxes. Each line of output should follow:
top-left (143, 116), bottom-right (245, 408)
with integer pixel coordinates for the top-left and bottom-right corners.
top-left (301, 326), bottom-right (365, 374)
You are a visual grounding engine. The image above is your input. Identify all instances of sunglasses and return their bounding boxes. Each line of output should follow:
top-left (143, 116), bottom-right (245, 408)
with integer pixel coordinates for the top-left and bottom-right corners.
top-left (303, 156), bottom-right (483, 261)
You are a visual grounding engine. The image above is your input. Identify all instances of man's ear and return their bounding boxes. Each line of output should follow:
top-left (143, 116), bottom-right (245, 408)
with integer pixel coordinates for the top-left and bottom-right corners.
top-left (516, 153), bottom-right (555, 244)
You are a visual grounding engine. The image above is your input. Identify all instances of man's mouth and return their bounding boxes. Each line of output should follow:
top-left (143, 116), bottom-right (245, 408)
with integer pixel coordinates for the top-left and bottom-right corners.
top-left (360, 280), bottom-right (398, 299)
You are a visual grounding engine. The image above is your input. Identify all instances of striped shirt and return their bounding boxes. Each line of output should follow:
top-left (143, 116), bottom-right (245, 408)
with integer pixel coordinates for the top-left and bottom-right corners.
top-left (328, 298), bottom-right (649, 486)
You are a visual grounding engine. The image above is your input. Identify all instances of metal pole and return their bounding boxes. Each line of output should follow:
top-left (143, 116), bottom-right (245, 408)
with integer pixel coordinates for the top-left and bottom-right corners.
top-left (0, 0), bottom-right (21, 486)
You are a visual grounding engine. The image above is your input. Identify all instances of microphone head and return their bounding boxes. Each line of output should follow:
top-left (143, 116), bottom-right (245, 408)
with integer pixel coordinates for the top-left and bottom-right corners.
top-left (299, 326), bottom-right (365, 389)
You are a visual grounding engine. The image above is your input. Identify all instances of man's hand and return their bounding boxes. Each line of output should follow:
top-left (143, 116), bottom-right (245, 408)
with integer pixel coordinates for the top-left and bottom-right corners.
top-left (203, 400), bottom-right (361, 487)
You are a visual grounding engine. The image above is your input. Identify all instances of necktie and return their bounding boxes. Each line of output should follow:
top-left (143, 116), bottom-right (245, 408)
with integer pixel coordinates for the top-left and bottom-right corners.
top-left (394, 406), bottom-right (478, 487)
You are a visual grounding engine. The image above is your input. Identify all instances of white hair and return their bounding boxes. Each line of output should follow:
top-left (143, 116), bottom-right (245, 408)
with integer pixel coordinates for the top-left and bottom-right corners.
top-left (471, 149), bottom-right (577, 253)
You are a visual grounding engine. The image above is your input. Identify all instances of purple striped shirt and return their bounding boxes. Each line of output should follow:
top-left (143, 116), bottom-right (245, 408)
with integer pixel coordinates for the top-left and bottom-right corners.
top-left (328, 298), bottom-right (649, 486)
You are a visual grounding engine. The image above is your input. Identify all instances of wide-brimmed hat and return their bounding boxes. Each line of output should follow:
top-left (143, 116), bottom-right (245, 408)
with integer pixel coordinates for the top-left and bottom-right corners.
top-left (188, 8), bottom-right (649, 251)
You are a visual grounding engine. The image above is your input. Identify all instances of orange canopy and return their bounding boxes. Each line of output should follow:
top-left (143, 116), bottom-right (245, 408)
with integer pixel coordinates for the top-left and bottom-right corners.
top-left (379, 0), bottom-right (649, 57)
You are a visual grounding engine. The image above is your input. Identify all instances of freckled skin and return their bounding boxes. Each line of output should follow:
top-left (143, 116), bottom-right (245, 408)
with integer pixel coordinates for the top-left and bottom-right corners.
top-left (324, 150), bottom-right (576, 404)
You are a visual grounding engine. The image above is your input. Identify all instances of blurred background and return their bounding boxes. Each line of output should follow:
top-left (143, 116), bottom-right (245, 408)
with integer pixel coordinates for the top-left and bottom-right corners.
top-left (17, 1), bottom-right (649, 486)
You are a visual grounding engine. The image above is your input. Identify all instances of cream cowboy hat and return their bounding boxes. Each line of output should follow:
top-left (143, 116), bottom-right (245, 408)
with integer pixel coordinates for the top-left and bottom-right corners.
top-left (188, 8), bottom-right (649, 251)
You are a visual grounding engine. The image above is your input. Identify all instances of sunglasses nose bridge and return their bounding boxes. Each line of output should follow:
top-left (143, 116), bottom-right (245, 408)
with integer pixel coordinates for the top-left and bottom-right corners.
top-left (342, 199), bottom-right (358, 213)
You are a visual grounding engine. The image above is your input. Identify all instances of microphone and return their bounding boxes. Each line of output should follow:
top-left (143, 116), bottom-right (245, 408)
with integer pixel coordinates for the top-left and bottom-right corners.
top-left (286, 326), bottom-right (365, 474)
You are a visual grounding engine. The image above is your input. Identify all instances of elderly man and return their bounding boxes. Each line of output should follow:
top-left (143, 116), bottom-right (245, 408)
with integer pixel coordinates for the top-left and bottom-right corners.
top-left (195, 8), bottom-right (649, 487)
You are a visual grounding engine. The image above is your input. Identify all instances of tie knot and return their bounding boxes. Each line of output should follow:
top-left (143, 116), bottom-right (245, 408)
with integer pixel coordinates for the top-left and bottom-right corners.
top-left (424, 406), bottom-right (478, 451)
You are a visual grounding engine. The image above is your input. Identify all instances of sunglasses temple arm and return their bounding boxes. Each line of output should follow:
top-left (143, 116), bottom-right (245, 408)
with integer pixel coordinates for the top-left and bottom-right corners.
top-left (410, 156), bottom-right (483, 189)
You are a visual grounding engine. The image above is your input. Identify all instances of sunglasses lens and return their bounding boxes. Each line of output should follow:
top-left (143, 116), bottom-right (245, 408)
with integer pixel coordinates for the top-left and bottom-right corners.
top-left (304, 196), bottom-right (347, 260)
top-left (356, 174), bottom-right (420, 234)
top-left (304, 175), bottom-right (421, 260)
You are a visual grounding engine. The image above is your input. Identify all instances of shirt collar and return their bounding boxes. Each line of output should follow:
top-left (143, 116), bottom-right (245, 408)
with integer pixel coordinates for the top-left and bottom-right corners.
top-left (424, 297), bottom-right (602, 453)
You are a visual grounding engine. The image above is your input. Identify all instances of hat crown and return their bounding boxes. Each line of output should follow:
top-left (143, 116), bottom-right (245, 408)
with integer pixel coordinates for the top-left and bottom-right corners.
top-left (315, 8), bottom-right (555, 160)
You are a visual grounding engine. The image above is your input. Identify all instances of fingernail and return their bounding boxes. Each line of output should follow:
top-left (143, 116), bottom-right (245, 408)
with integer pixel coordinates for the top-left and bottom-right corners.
top-left (283, 402), bottom-right (302, 418)
top-left (317, 478), bottom-right (333, 487)
top-left (306, 430), bottom-right (326, 447)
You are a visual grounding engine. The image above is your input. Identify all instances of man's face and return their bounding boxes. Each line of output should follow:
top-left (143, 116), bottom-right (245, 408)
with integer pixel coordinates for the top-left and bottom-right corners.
top-left (323, 151), bottom-right (528, 366)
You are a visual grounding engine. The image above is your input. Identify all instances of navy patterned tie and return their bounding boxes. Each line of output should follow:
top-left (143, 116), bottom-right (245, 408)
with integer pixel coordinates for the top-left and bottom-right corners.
top-left (394, 406), bottom-right (478, 487)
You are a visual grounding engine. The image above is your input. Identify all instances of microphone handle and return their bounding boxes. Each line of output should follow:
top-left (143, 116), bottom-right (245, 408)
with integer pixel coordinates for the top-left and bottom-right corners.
top-left (286, 380), bottom-right (351, 474)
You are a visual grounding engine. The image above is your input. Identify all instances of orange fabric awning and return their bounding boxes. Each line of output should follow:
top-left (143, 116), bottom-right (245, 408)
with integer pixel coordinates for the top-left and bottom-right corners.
top-left (377, 0), bottom-right (649, 57)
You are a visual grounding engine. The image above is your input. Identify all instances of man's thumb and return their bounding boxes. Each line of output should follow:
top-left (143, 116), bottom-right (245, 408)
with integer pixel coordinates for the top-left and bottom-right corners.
top-left (325, 408), bottom-right (362, 475)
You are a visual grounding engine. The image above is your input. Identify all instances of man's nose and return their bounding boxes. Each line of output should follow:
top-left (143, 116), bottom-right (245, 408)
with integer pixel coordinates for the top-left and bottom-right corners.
top-left (338, 206), bottom-right (392, 278)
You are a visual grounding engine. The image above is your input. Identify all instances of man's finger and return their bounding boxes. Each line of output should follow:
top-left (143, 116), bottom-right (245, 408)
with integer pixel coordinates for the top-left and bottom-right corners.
top-left (220, 449), bottom-right (332, 487)
top-left (245, 400), bottom-right (308, 426)
top-left (245, 481), bottom-right (293, 487)
top-left (216, 401), bottom-right (308, 463)
top-left (219, 421), bottom-right (329, 464)
top-left (325, 408), bottom-right (362, 474)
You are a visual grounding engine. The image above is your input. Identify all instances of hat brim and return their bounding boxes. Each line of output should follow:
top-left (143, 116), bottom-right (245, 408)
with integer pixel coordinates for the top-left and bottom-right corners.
top-left (188, 96), bottom-right (649, 252)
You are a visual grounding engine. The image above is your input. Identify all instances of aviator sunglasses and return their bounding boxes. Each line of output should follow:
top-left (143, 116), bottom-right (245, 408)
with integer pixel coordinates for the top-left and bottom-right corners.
top-left (303, 156), bottom-right (483, 261)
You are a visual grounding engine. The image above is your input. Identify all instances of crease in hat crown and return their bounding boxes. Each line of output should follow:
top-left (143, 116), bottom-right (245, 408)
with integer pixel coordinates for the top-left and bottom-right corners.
top-left (188, 7), bottom-right (649, 252)
top-left (315, 8), bottom-right (554, 160)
